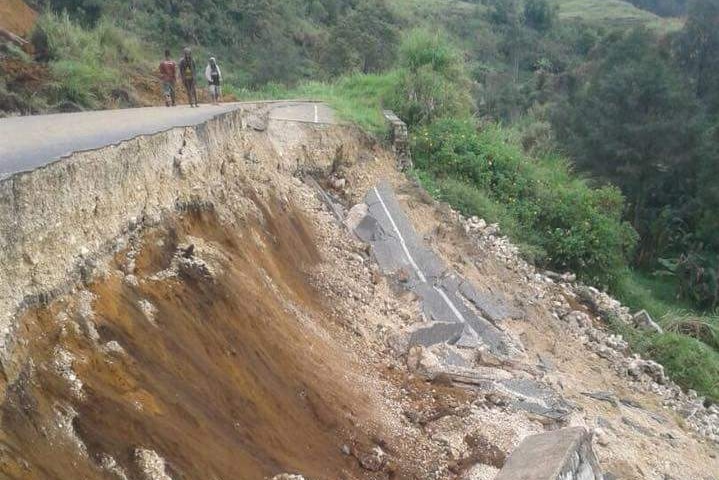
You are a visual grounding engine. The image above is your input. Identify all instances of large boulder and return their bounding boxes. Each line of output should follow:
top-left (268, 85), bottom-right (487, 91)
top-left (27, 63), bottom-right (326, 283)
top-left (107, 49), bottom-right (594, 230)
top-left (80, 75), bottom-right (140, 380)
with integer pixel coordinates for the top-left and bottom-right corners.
top-left (495, 427), bottom-right (603, 480)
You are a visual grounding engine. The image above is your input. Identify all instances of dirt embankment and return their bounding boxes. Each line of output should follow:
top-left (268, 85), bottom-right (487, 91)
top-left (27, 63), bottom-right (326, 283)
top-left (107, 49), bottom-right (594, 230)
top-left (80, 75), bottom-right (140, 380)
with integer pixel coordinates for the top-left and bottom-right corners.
top-left (1, 205), bottom-right (428, 479)
top-left (0, 105), bottom-right (447, 479)
top-left (0, 0), bottom-right (37, 37)
top-left (0, 104), bottom-right (716, 480)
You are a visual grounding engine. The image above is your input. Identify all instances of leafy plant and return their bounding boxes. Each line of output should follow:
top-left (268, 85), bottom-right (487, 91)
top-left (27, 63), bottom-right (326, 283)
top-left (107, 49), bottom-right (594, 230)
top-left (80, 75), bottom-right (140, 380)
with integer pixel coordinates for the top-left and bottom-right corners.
top-left (413, 118), bottom-right (637, 285)
top-left (388, 30), bottom-right (473, 126)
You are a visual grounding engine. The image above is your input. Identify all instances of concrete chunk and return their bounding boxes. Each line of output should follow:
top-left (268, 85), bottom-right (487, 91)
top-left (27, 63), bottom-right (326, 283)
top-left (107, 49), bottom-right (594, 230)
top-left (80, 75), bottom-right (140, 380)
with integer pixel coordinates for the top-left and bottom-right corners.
top-left (495, 427), bottom-right (603, 480)
top-left (408, 322), bottom-right (465, 347)
top-left (458, 280), bottom-right (520, 324)
top-left (632, 309), bottom-right (663, 334)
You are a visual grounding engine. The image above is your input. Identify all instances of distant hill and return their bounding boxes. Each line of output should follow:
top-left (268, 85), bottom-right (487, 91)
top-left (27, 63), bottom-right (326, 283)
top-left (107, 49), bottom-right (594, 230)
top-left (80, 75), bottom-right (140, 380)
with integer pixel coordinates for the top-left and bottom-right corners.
top-left (556, 0), bottom-right (684, 30)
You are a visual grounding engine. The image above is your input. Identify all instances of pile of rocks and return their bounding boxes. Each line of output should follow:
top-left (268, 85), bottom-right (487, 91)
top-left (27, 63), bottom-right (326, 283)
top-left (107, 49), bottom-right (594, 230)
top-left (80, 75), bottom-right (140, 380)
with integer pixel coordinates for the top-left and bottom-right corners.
top-left (461, 215), bottom-right (719, 445)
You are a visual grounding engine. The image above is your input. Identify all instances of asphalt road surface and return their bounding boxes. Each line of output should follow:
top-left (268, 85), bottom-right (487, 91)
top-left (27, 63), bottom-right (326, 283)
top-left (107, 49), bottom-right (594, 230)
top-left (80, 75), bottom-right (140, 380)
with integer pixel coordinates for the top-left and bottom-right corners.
top-left (0, 101), bottom-right (334, 179)
top-left (355, 181), bottom-right (515, 356)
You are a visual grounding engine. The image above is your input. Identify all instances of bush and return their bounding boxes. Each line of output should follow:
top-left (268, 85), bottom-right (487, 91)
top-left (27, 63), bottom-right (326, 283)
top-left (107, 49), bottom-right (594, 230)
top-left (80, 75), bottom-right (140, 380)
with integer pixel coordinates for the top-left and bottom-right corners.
top-left (388, 30), bottom-right (473, 126)
top-left (413, 118), bottom-right (637, 285)
top-left (37, 11), bottom-right (150, 109)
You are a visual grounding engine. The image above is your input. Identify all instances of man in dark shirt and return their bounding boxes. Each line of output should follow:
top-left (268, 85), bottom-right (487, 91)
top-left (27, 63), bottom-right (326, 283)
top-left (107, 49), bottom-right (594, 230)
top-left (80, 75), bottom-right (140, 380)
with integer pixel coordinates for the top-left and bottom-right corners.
top-left (178, 47), bottom-right (199, 107)
top-left (159, 49), bottom-right (177, 107)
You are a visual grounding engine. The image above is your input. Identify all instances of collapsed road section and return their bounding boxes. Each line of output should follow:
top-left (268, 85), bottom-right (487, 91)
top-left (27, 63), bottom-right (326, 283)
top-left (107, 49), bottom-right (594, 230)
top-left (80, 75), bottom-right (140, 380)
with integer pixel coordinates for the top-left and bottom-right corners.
top-left (345, 181), bottom-right (573, 424)
top-left (1, 103), bottom-right (716, 480)
top-left (356, 181), bottom-right (517, 354)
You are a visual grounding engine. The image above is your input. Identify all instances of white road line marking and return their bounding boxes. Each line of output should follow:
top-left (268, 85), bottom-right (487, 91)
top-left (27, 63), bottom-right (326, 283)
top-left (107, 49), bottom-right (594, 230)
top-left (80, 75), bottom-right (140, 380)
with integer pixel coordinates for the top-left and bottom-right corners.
top-left (373, 186), bottom-right (426, 283)
top-left (433, 286), bottom-right (467, 323)
top-left (314, 105), bottom-right (319, 123)
top-left (373, 186), bottom-right (469, 325)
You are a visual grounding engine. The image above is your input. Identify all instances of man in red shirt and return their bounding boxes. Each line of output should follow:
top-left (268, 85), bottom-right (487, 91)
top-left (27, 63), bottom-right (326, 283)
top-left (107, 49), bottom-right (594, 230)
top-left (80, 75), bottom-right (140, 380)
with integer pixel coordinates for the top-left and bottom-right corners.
top-left (159, 49), bottom-right (177, 107)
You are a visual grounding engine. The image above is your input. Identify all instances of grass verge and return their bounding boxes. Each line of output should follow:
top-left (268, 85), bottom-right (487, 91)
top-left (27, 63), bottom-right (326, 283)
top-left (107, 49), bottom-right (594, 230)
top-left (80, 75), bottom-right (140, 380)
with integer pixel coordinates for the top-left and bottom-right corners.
top-left (232, 72), bottom-right (398, 135)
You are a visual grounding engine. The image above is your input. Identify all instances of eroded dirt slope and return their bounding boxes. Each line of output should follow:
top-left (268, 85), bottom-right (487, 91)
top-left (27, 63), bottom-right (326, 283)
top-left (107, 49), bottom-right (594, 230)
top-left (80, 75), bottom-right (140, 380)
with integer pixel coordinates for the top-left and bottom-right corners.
top-left (0, 200), bottom-right (434, 479)
top-left (0, 108), bottom-right (717, 480)
top-left (0, 0), bottom-right (36, 36)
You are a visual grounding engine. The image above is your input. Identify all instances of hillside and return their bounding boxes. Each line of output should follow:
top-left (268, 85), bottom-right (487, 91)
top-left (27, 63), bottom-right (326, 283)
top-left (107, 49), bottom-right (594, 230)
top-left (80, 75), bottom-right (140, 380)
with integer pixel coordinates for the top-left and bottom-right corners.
top-left (0, 0), bottom-right (37, 36)
top-left (1, 0), bottom-right (719, 477)
top-left (0, 0), bottom-right (686, 116)
top-left (556, 0), bottom-right (683, 29)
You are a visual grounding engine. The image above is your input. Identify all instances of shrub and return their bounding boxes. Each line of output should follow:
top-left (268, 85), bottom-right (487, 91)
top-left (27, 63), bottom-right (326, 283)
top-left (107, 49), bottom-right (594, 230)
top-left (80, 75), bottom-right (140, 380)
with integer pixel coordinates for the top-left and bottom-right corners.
top-left (388, 30), bottom-right (473, 126)
top-left (413, 118), bottom-right (637, 285)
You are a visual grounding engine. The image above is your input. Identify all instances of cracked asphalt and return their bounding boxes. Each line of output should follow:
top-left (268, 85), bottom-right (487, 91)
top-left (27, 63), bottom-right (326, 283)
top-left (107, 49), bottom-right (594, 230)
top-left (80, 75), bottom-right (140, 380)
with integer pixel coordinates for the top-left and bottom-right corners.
top-left (0, 101), bottom-right (333, 179)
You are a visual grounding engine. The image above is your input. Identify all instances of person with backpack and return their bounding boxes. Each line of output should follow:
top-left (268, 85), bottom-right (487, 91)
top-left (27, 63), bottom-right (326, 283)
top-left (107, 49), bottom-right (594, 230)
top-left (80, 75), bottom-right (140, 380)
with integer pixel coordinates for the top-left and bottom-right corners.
top-left (178, 47), bottom-right (199, 107)
top-left (159, 49), bottom-right (177, 107)
top-left (205, 57), bottom-right (222, 105)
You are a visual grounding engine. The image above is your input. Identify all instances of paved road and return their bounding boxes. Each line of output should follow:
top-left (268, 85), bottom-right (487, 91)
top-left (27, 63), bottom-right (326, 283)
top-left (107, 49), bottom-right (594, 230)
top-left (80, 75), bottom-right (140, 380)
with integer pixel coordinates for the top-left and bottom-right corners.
top-left (0, 100), bottom-right (333, 179)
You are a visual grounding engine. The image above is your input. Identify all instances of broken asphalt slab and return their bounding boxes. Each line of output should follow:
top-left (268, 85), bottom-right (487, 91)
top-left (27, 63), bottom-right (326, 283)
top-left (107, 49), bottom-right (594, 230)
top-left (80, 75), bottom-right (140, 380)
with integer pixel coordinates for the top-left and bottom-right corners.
top-left (353, 182), bottom-right (573, 422)
top-left (495, 427), bottom-right (603, 479)
top-left (356, 181), bottom-right (516, 357)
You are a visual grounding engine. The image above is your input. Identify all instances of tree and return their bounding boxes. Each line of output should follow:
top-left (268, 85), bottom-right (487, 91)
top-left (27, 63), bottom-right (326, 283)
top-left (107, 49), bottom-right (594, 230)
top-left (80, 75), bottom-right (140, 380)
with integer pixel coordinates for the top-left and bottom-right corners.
top-left (524, 0), bottom-right (558, 32)
top-left (323, 0), bottom-right (399, 75)
top-left (43, 0), bottom-right (104, 26)
top-left (676, 0), bottom-right (719, 114)
top-left (553, 28), bottom-right (700, 262)
top-left (488, 0), bottom-right (522, 27)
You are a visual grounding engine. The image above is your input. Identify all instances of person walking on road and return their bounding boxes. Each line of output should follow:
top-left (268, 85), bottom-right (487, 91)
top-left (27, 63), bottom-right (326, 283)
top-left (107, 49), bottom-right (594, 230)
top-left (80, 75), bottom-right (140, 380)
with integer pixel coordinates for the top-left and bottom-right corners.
top-left (179, 47), bottom-right (199, 107)
top-left (205, 57), bottom-right (222, 105)
top-left (159, 49), bottom-right (177, 107)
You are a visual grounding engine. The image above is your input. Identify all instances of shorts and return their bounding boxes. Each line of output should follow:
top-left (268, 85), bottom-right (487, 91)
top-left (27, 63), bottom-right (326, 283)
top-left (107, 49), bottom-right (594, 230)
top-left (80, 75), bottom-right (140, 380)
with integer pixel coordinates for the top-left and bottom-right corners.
top-left (162, 81), bottom-right (175, 95)
top-left (208, 84), bottom-right (221, 96)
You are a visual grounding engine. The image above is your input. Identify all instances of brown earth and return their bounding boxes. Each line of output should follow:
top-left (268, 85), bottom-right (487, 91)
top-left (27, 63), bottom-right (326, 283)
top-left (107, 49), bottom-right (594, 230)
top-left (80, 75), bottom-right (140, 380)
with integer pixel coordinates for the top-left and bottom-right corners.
top-left (0, 0), bottom-right (36, 37)
top-left (0, 203), bottom-right (434, 479)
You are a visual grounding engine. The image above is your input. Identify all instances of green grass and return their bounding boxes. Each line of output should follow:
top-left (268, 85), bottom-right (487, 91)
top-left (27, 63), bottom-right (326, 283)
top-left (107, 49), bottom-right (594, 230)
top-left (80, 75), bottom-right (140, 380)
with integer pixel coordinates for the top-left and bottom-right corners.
top-left (615, 270), bottom-right (692, 319)
top-left (603, 267), bottom-right (719, 401)
top-left (556, 0), bottom-right (684, 32)
top-left (233, 71), bottom-right (399, 135)
top-left (616, 268), bottom-right (719, 345)
top-left (610, 316), bottom-right (719, 401)
top-left (389, 0), bottom-right (482, 19)
top-left (38, 11), bottom-right (154, 109)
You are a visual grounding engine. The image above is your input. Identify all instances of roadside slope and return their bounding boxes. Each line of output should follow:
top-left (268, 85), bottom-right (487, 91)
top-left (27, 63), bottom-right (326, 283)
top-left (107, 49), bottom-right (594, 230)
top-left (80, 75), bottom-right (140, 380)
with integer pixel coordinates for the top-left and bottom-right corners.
top-left (0, 0), bottom-right (36, 36)
top-left (0, 104), bottom-right (716, 480)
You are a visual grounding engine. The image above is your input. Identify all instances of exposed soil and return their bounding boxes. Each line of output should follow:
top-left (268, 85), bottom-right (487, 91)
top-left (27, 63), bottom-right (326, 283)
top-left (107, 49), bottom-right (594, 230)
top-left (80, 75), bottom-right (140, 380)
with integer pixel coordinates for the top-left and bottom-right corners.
top-left (0, 0), bottom-right (37, 37)
top-left (0, 202), bottom-right (436, 479)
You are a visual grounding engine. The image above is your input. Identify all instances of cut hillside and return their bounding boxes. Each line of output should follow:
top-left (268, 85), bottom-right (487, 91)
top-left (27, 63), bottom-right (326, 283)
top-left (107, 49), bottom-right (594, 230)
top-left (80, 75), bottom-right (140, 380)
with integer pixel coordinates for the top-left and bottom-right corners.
top-left (0, 0), bottom-right (36, 36)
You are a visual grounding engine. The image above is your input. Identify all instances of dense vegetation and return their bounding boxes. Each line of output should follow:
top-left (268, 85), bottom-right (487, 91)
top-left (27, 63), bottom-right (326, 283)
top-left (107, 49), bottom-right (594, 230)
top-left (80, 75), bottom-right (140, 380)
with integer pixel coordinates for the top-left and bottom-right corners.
top-left (1, 0), bottom-right (718, 400)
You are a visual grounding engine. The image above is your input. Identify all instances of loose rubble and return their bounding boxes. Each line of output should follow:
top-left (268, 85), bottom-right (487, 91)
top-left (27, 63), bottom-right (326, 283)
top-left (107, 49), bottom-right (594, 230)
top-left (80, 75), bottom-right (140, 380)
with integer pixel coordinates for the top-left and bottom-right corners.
top-left (135, 449), bottom-right (173, 480)
top-left (462, 215), bottom-right (719, 445)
